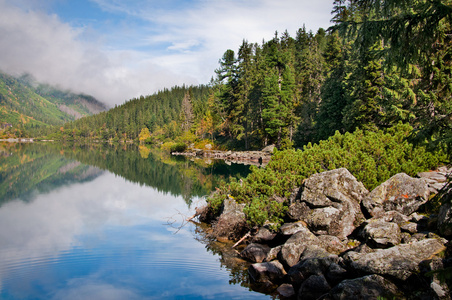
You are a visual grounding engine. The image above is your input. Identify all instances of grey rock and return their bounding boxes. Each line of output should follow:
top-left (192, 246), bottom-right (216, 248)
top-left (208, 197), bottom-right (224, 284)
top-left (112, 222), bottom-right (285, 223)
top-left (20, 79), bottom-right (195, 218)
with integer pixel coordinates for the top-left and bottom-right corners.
top-left (252, 227), bottom-right (277, 243)
top-left (298, 275), bottom-right (331, 300)
top-left (294, 168), bottom-right (368, 239)
top-left (379, 210), bottom-right (410, 224)
top-left (363, 219), bottom-right (402, 248)
top-left (280, 227), bottom-right (321, 267)
top-left (288, 246), bottom-right (339, 288)
top-left (266, 246), bottom-right (282, 262)
top-left (400, 222), bottom-right (418, 234)
top-left (262, 144), bottom-right (276, 153)
top-left (328, 274), bottom-right (402, 300)
top-left (277, 283), bottom-right (295, 298)
top-left (438, 202), bottom-right (452, 237)
top-left (351, 238), bottom-right (446, 280)
top-left (326, 263), bottom-right (348, 286)
top-left (248, 261), bottom-right (287, 283)
top-left (362, 173), bottom-right (430, 217)
top-left (212, 197), bottom-right (247, 239)
top-left (240, 243), bottom-right (270, 263)
top-left (418, 171), bottom-right (448, 182)
top-left (317, 235), bottom-right (348, 255)
top-left (280, 221), bottom-right (307, 236)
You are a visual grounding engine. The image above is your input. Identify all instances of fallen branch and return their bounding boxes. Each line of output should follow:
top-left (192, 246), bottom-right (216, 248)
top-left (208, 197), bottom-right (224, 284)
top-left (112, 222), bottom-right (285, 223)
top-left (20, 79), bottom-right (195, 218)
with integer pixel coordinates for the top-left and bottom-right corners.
top-left (232, 231), bottom-right (251, 248)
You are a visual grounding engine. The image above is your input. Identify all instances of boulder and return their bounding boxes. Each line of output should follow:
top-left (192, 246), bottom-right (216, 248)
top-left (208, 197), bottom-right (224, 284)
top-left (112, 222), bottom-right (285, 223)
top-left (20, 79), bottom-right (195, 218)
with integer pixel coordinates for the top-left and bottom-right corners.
top-left (252, 226), bottom-right (277, 243)
top-left (266, 246), bottom-right (282, 262)
top-left (438, 202), bottom-right (452, 237)
top-left (298, 275), bottom-right (331, 300)
top-left (362, 173), bottom-right (430, 217)
top-left (350, 238), bottom-right (446, 280)
top-left (326, 262), bottom-right (349, 286)
top-left (317, 235), bottom-right (348, 254)
top-left (248, 261), bottom-right (287, 284)
top-left (289, 168), bottom-right (368, 239)
top-left (280, 221), bottom-right (308, 236)
top-left (279, 227), bottom-right (322, 267)
top-left (328, 275), bottom-right (402, 300)
top-left (276, 284), bottom-right (295, 299)
top-left (240, 243), bottom-right (270, 263)
top-left (287, 246), bottom-right (340, 288)
top-left (262, 144), bottom-right (275, 154)
top-left (212, 197), bottom-right (247, 240)
top-left (362, 219), bottom-right (402, 248)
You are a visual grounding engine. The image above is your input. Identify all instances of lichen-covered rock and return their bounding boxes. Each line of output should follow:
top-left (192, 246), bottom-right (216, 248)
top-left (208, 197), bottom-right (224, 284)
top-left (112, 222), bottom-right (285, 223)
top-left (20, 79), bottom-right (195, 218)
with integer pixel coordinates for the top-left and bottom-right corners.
top-left (248, 261), bottom-right (287, 284)
top-left (317, 235), bottom-right (348, 255)
top-left (363, 219), bottom-right (402, 248)
top-left (328, 275), bottom-right (402, 300)
top-left (212, 197), bottom-right (247, 240)
top-left (362, 173), bottom-right (430, 217)
top-left (240, 243), bottom-right (270, 263)
top-left (280, 227), bottom-right (322, 267)
top-left (280, 221), bottom-right (308, 236)
top-left (287, 246), bottom-right (340, 289)
top-left (438, 202), bottom-right (452, 237)
top-left (252, 226), bottom-right (277, 243)
top-left (289, 168), bottom-right (368, 239)
top-left (298, 274), bottom-right (331, 300)
top-left (350, 238), bottom-right (446, 280)
top-left (266, 246), bottom-right (282, 262)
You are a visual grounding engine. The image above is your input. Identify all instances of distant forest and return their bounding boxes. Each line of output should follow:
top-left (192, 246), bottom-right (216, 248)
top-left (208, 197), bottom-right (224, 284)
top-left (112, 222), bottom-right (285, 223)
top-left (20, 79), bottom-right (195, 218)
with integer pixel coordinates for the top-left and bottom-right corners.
top-left (36, 0), bottom-right (450, 154)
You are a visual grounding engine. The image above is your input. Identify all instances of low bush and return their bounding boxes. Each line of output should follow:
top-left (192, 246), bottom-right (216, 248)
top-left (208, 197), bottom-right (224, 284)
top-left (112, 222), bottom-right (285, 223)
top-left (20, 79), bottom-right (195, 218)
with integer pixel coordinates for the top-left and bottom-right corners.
top-left (170, 142), bottom-right (187, 153)
top-left (206, 123), bottom-right (447, 228)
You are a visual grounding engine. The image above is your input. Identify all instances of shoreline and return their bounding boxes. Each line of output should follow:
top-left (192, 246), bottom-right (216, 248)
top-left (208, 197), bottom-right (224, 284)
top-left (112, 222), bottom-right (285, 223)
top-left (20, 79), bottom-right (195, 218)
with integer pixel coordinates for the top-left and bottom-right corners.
top-left (172, 149), bottom-right (273, 166)
top-left (196, 166), bottom-right (452, 299)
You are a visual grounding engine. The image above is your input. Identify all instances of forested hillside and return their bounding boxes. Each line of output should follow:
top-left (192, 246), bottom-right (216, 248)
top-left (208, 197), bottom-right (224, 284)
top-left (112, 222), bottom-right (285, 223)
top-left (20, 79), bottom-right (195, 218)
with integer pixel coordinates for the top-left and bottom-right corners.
top-left (0, 71), bottom-right (106, 137)
top-left (43, 0), bottom-right (450, 157)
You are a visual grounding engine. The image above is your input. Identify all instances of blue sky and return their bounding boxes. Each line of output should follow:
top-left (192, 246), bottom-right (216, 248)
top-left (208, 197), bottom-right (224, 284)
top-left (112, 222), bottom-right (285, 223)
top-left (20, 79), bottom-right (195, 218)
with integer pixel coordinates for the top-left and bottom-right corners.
top-left (0, 0), bottom-right (334, 106)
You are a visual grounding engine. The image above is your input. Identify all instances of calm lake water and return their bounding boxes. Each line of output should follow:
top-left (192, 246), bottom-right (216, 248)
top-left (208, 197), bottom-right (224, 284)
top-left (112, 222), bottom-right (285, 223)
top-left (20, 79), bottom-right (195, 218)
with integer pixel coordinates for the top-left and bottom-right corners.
top-left (0, 143), bottom-right (270, 300)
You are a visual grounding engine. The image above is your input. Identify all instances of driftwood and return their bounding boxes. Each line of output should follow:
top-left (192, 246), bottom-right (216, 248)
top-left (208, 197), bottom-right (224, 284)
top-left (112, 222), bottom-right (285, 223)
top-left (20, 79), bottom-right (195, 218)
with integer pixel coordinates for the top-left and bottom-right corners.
top-left (232, 231), bottom-right (251, 248)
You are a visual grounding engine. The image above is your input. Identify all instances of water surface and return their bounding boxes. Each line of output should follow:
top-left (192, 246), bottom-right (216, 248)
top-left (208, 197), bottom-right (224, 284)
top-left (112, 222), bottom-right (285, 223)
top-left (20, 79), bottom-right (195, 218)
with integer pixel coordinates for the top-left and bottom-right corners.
top-left (0, 143), bottom-right (268, 300)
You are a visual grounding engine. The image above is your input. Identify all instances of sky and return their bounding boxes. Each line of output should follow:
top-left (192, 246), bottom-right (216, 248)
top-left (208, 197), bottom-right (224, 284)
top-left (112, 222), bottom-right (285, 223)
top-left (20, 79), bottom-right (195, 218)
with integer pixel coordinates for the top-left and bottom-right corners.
top-left (0, 0), bottom-right (334, 107)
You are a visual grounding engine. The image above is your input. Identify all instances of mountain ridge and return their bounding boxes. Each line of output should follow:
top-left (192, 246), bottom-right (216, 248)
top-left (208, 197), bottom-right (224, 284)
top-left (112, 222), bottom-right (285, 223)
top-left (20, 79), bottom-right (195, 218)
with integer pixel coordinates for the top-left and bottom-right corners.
top-left (0, 70), bottom-right (106, 129)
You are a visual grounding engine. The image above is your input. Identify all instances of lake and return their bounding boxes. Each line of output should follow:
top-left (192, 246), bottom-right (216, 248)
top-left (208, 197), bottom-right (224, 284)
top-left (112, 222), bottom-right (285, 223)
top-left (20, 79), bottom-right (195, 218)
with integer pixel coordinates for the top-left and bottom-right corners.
top-left (0, 142), bottom-right (271, 300)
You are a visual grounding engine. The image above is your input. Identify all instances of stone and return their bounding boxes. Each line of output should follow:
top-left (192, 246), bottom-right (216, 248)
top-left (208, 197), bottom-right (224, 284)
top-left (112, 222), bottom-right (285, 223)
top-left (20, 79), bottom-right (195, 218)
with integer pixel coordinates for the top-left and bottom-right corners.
top-left (362, 173), bottom-right (430, 217)
top-left (280, 227), bottom-right (321, 267)
top-left (280, 221), bottom-right (308, 236)
top-left (317, 235), bottom-right (348, 254)
top-left (212, 197), bottom-right (247, 240)
top-left (400, 222), bottom-right (418, 234)
top-left (379, 210), bottom-right (410, 224)
top-left (288, 246), bottom-right (339, 288)
top-left (248, 261), bottom-right (287, 284)
top-left (363, 219), bottom-right (402, 248)
top-left (298, 275), bottom-right (331, 300)
top-left (262, 144), bottom-right (275, 153)
top-left (266, 246), bottom-right (282, 262)
top-left (240, 243), bottom-right (270, 263)
top-left (438, 202), bottom-right (452, 237)
top-left (328, 275), bottom-right (402, 299)
top-left (326, 262), bottom-right (348, 286)
top-left (350, 238), bottom-right (446, 280)
top-left (252, 227), bottom-right (277, 243)
top-left (277, 283), bottom-right (295, 299)
top-left (291, 168), bottom-right (368, 239)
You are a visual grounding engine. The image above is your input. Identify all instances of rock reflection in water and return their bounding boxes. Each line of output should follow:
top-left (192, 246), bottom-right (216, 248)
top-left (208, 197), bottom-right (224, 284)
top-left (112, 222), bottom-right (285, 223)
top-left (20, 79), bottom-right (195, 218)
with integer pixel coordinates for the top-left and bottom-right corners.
top-left (192, 221), bottom-right (279, 298)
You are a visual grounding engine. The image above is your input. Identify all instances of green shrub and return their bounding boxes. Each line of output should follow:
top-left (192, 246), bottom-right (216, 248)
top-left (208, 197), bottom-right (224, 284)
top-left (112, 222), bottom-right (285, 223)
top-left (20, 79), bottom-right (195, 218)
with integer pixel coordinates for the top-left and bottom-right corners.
top-left (170, 142), bottom-right (187, 153)
top-left (207, 123), bottom-right (447, 228)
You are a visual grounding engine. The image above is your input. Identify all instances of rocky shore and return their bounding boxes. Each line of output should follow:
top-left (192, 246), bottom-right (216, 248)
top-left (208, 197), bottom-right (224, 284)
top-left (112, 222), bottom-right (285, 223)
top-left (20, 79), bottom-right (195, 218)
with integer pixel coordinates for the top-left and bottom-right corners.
top-left (198, 166), bottom-right (452, 299)
top-left (172, 145), bottom-right (274, 166)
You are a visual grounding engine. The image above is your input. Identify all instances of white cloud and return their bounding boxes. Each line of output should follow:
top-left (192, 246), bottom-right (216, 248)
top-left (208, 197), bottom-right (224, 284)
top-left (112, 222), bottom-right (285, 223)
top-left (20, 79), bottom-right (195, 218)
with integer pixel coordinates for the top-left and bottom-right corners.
top-left (0, 0), bottom-right (333, 106)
